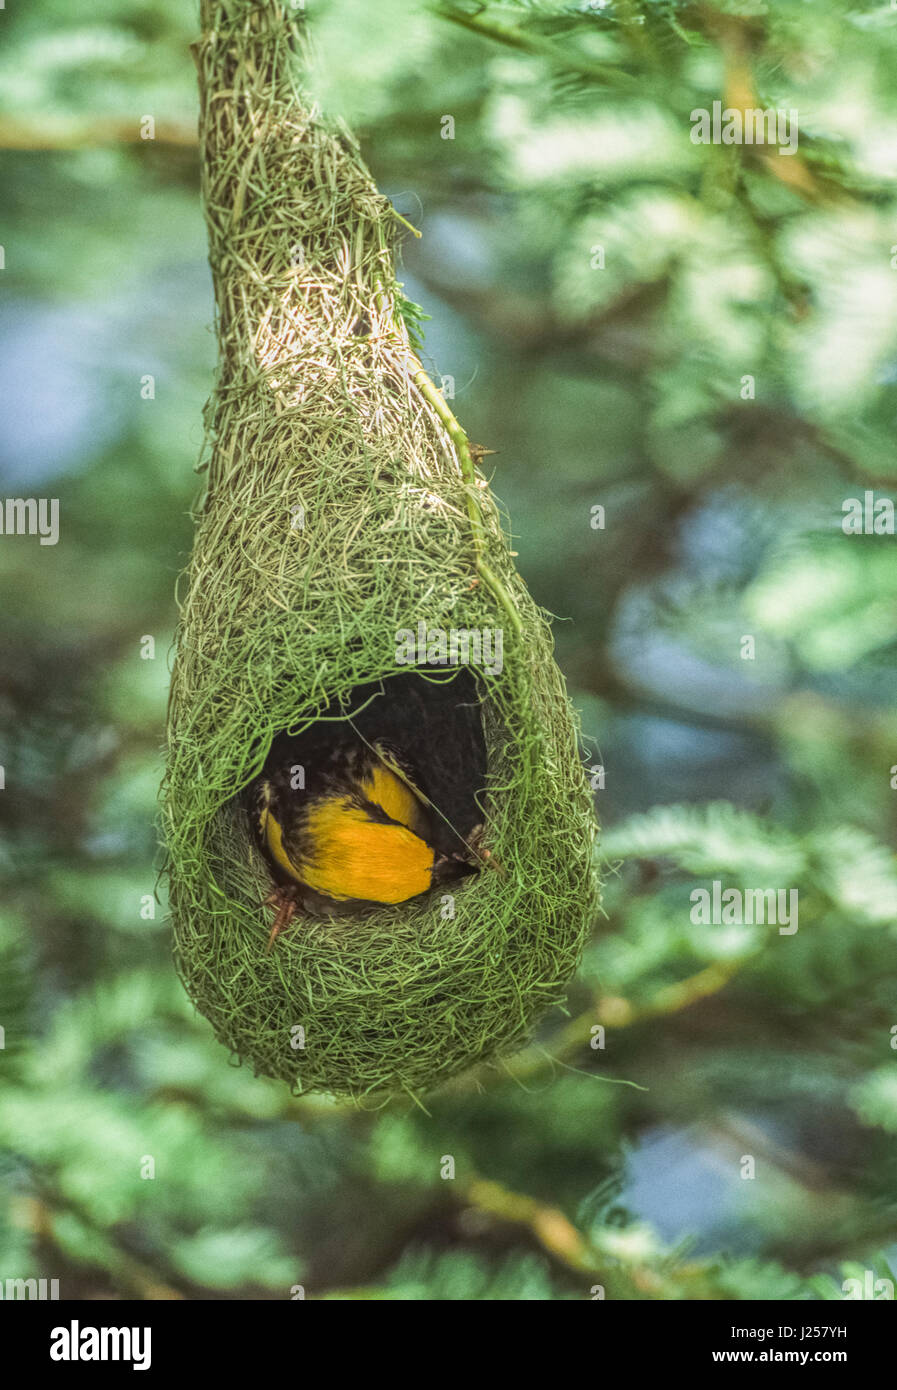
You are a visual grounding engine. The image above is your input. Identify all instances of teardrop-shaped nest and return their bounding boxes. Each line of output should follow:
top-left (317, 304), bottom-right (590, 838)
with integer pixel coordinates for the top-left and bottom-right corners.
top-left (163, 3), bottom-right (599, 1101)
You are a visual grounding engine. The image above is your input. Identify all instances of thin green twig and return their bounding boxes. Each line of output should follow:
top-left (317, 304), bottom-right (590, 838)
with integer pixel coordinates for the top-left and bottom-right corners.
top-left (411, 364), bottom-right (524, 641)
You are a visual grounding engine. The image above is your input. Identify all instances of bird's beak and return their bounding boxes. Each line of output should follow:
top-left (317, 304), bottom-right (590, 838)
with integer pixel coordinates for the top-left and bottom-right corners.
top-left (432, 851), bottom-right (478, 886)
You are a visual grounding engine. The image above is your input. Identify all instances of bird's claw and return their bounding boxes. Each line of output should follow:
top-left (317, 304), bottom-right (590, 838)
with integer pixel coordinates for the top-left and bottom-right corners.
top-left (466, 823), bottom-right (504, 874)
top-left (264, 887), bottom-right (298, 952)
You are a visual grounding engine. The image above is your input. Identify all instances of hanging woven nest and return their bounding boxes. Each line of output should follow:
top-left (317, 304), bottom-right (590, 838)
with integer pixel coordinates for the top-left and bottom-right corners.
top-left (163, 0), bottom-right (599, 1102)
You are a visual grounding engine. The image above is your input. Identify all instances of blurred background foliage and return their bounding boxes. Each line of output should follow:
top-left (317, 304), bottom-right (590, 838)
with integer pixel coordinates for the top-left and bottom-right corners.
top-left (1, 0), bottom-right (897, 1300)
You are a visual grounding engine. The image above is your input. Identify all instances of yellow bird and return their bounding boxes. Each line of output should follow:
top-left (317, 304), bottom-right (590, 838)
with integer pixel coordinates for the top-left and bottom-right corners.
top-left (247, 671), bottom-right (487, 948)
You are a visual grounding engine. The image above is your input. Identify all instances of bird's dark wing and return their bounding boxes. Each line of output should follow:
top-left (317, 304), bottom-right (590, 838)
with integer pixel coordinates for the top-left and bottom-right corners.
top-left (246, 667), bottom-right (487, 860)
top-left (345, 668), bottom-right (487, 855)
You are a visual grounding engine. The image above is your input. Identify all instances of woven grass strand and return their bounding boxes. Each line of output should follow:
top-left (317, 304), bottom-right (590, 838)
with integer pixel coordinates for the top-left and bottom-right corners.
top-left (163, 0), bottom-right (599, 1100)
